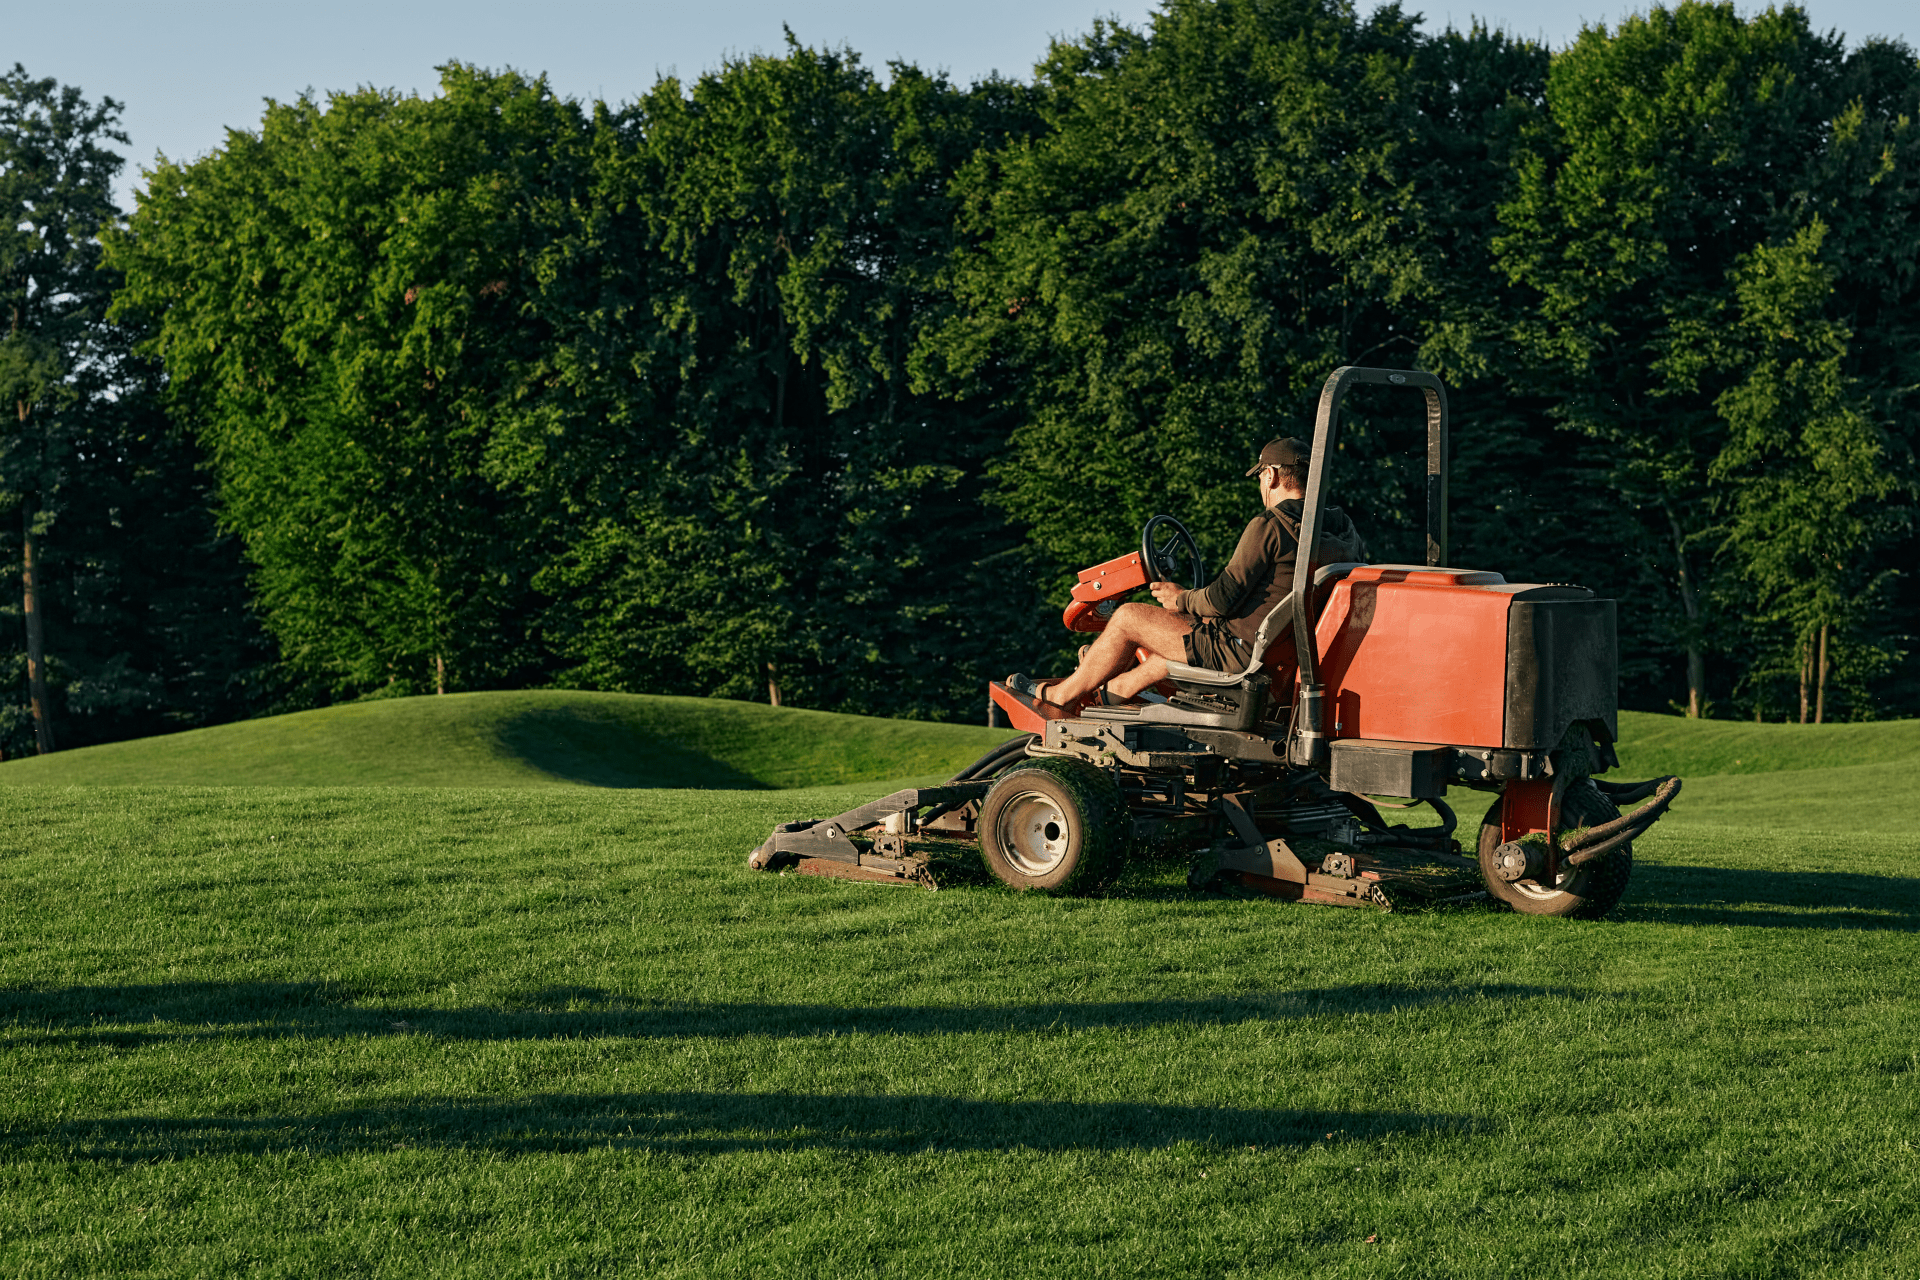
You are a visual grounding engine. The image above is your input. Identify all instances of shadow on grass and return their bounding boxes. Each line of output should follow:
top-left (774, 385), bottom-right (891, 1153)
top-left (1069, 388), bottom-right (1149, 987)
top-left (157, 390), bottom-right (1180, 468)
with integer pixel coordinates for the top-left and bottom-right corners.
top-left (3, 980), bottom-right (1562, 1048)
top-left (495, 707), bottom-right (768, 790)
top-left (6, 1089), bottom-right (1478, 1161)
top-left (1619, 864), bottom-right (1920, 931)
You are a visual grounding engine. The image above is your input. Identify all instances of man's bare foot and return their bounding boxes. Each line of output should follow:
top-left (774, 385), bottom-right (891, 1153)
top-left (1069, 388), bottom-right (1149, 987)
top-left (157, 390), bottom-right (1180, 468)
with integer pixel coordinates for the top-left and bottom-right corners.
top-left (1007, 673), bottom-right (1085, 714)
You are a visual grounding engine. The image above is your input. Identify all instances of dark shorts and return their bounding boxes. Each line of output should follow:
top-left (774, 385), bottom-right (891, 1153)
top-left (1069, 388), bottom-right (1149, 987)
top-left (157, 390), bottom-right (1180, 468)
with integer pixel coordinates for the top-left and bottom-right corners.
top-left (1183, 619), bottom-right (1247, 673)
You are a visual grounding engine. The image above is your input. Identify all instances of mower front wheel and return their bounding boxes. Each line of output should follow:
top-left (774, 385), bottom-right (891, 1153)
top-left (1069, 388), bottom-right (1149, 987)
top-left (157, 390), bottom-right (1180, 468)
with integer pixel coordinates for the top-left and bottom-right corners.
top-left (1476, 781), bottom-right (1633, 919)
top-left (979, 757), bottom-right (1128, 893)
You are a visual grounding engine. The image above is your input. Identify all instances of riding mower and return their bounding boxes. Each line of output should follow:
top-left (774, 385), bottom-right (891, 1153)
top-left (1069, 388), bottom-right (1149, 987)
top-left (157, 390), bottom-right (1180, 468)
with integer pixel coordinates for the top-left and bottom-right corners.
top-left (748, 367), bottom-right (1681, 918)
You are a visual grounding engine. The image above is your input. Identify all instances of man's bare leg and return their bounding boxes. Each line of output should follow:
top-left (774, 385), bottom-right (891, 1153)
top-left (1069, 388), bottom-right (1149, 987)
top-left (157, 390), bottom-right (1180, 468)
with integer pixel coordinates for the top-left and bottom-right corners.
top-left (1108, 654), bottom-right (1170, 700)
top-left (1042, 603), bottom-right (1191, 708)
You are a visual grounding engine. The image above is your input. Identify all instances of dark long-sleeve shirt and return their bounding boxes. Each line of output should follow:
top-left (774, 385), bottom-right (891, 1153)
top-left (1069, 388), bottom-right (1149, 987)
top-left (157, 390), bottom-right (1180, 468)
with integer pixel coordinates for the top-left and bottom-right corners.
top-left (1176, 499), bottom-right (1368, 648)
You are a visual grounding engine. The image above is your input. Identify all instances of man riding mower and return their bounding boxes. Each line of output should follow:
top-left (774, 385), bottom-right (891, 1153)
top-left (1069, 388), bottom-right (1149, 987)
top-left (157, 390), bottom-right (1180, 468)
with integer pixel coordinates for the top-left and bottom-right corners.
top-left (1010, 434), bottom-right (1366, 715)
top-left (749, 366), bottom-right (1681, 918)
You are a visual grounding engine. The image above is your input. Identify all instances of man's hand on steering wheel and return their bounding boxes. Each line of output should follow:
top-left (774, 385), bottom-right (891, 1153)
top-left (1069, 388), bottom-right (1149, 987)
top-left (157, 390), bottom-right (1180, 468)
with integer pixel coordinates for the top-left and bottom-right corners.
top-left (1149, 580), bottom-right (1185, 612)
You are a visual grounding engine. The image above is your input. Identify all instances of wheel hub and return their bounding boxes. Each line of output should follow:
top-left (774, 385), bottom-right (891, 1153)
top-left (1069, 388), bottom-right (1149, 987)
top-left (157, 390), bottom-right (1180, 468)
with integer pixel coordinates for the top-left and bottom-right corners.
top-left (996, 790), bottom-right (1070, 877)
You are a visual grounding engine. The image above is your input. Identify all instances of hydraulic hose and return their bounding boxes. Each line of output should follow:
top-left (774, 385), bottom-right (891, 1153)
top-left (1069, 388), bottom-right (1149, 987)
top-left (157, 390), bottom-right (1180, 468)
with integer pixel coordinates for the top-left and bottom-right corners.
top-left (1563, 776), bottom-right (1683, 867)
top-left (950, 733), bottom-right (1037, 783)
top-left (919, 734), bottom-right (1040, 827)
top-left (1594, 777), bottom-right (1664, 806)
top-left (1336, 792), bottom-right (1456, 846)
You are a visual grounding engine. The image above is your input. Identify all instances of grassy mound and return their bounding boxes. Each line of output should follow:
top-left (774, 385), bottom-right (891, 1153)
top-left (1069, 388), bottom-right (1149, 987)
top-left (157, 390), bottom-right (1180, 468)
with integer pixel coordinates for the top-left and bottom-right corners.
top-left (1614, 709), bottom-right (1920, 779)
top-left (0, 690), bottom-right (1021, 790)
top-left (7, 694), bottom-right (1913, 806)
top-left (1611, 711), bottom-right (1920, 833)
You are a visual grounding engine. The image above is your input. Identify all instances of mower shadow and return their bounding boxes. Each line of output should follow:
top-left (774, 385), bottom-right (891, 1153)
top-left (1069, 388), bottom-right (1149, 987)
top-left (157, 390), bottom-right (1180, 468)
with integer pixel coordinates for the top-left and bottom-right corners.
top-left (1618, 864), bottom-right (1920, 931)
top-left (3, 980), bottom-right (1564, 1049)
top-left (7, 1089), bottom-right (1477, 1162)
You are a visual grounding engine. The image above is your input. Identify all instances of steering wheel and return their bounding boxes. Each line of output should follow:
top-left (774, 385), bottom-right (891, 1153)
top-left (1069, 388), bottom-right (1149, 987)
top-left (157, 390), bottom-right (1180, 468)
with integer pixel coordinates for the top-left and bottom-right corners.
top-left (1141, 514), bottom-right (1205, 590)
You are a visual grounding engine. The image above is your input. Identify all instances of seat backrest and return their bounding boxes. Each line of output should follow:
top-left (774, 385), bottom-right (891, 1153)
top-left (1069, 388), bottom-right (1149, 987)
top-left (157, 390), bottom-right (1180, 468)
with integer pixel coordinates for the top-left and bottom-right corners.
top-left (1252, 561), bottom-right (1365, 674)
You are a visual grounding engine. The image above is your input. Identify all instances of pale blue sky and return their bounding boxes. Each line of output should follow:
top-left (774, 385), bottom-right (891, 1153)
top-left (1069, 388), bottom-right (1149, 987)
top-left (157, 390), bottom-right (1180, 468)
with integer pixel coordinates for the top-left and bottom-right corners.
top-left (8, 0), bottom-right (1914, 207)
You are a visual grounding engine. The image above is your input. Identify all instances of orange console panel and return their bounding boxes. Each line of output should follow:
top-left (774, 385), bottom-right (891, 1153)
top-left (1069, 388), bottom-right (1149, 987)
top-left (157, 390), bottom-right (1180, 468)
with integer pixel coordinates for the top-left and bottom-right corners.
top-left (1061, 550), bottom-right (1150, 633)
top-left (1313, 565), bottom-right (1599, 751)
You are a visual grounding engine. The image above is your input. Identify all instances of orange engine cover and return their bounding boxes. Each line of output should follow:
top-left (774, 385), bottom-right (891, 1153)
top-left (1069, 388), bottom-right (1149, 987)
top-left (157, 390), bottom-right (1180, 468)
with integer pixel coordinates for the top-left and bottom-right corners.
top-left (1314, 565), bottom-right (1587, 750)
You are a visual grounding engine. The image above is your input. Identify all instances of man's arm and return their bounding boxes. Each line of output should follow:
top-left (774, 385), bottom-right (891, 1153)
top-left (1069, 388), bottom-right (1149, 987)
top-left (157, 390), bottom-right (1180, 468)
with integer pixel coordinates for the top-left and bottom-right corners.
top-left (1160, 516), bottom-right (1277, 617)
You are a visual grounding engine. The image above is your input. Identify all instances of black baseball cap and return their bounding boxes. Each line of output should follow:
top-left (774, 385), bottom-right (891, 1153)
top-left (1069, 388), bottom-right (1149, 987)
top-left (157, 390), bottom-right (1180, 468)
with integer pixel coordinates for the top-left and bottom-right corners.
top-left (1244, 436), bottom-right (1310, 476)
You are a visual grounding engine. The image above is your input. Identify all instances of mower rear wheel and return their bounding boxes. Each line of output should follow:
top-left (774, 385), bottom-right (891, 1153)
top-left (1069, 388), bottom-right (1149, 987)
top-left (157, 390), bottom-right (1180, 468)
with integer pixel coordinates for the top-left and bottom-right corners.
top-left (979, 757), bottom-right (1128, 893)
top-left (1477, 781), bottom-right (1633, 919)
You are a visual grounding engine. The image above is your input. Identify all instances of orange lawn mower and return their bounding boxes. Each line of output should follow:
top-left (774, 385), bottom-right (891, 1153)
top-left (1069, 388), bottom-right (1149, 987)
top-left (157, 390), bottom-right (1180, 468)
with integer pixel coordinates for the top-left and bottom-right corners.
top-left (748, 367), bottom-right (1680, 917)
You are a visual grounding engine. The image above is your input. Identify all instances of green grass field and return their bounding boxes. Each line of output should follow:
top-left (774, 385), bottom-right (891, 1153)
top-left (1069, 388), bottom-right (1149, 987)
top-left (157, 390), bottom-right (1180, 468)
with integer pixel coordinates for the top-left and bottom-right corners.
top-left (2, 694), bottom-right (1916, 1276)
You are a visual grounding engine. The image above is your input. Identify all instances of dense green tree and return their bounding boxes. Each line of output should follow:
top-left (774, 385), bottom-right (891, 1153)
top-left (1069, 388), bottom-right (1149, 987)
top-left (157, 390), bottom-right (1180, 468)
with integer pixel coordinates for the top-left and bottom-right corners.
top-left (110, 66), bottom-right (595, 701)
top-left (507, 44), bottom-right (1047, 715)
top-left (0, 65), bottom-right (129, 750)
top-left (1397, 25), bottom-right (1689, 699)
top-left (1494, 2), bottom-right (1919, 717)
top-left (0, 67), bottom-right (269, 757)
top-left (0, 362), bottom-right (275, 758)
top-left (113, 53), bottom-right (1046, 720)
top-left (930, 0), bottom-right (1561, 605)
top-left (1666, 221), bottom-right (1910, 720)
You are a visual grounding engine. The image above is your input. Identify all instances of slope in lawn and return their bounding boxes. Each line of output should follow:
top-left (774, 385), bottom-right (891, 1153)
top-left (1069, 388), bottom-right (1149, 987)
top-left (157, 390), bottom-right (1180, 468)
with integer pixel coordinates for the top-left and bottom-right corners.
top-left (1612, 710), bottom-right (1920, 832)
top-left (0, 691), bottom-right (1022, 790)
top-left (1613, 709), bottom-right (1920, 779)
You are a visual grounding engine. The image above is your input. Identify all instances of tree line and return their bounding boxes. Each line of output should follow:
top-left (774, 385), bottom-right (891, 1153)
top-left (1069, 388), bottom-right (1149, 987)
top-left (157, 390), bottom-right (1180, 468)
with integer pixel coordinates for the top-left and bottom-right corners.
top-left (2, 0), bottom-right (1916, 756)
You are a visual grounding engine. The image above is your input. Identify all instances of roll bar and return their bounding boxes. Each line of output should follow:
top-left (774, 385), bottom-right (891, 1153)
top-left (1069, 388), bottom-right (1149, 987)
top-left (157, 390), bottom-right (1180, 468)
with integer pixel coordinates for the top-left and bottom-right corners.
top-left (1288, 367), bottom-right (1449, 766)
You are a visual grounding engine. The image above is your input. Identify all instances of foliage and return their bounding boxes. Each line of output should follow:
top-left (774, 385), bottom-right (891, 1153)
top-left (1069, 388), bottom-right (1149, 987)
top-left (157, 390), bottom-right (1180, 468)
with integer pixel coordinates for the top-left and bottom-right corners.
top-left (0, 64), bottom-right (123, 465)
top-left (934, 0), bottom-right (1453, 584)
top-left (0, 365), bottom-right (275, 756)
top-left (0, 66), bottom-right (265, 758)
top-left (108, 66), bottom-right (591, 702)
top-left (516, 45), bottom-right (1048, 714)
top-left (112, 55), bottom-right (1048, 718)
top-left (23, 3), bottom-right (1920, 735)
top-left (1669, 221), bottom-right (1911, 715)
top-left (1493, 3), bottom-right (1919, 715)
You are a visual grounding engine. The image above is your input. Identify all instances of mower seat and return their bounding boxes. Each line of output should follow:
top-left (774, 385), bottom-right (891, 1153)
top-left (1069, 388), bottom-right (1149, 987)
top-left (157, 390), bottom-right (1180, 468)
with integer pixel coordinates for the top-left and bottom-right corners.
top-left (1161, 562), bottom-right (1365, 689)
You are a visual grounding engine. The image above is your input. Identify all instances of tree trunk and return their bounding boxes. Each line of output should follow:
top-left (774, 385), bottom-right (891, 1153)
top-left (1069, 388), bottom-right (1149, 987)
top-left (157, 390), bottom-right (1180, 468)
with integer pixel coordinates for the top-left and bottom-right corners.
top-left (435, 653), bottom-right (446, 695)
top-left (21, 499), bottom-right (55, 755)
top-left (1664, 504), bottom-right (1706, 717)
top-left (1815, 623), bottom-right (1829, 724)
top-left (766, 661), bottom-right (782, 708)
top-left (1798, 636), bottom-right (1811, 724)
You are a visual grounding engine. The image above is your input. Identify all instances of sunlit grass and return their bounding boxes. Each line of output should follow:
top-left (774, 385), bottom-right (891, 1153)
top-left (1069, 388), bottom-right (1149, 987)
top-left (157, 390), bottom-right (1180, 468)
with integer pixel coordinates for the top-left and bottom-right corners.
top-left (1, 708), bottom-right (1916, 1275)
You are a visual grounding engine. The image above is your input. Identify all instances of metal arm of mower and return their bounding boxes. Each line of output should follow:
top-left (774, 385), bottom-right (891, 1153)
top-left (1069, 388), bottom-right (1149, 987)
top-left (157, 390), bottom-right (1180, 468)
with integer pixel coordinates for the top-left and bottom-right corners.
top-left (748, 783), bottom-right (992, 870)
top-left (1490, 774), bottom-right (1683, 883)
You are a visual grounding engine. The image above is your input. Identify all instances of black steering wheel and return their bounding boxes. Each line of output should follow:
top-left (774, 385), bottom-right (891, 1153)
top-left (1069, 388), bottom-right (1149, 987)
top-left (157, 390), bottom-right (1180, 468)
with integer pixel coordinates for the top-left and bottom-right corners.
top-left (1141, 514), bottom-right (1205, 589)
